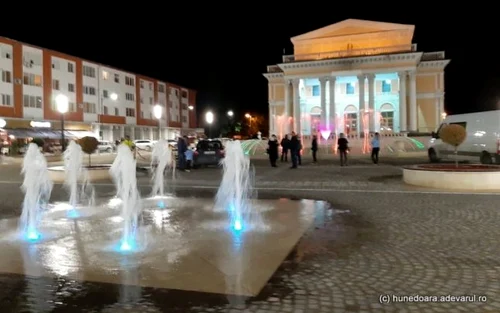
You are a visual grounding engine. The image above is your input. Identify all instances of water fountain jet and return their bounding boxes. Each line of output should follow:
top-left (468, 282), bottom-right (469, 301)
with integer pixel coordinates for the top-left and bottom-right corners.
top-left (19, 143), bottom-right (53, 241)
top-left (150, 140), bottom-right (174, 208)
top-left (215, 140), bottom-right (256, 232)
top-left (63, 141), bottom-right (83, 218)
top-left (110, 144), bottom-right (142, 252)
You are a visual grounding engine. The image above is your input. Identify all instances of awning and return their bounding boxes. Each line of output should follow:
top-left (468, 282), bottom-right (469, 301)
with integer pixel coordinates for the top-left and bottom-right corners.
top-left (67, 131), bottom-right (97, 139)
top-left (4, 129), bottom-right (39, 138)
top-left (4, 129), bottom-right (75, 139)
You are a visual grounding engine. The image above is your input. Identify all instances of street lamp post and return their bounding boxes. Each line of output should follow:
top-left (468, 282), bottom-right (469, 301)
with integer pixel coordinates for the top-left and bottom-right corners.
top-left (205, 111), bottom-right (214, 138)
top-left (153, 104), bottom-right (163, 140)
top-left (56, 94), bottom-right (69, 152)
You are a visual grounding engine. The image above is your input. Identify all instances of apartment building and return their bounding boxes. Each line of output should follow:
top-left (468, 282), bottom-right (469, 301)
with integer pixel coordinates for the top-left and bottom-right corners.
top-left (0, 37), bottom-right (199, 142)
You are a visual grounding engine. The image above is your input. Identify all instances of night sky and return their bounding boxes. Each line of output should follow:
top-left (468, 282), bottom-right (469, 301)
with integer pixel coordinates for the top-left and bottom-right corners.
top-left (4, 8), bottom-right (499, 122)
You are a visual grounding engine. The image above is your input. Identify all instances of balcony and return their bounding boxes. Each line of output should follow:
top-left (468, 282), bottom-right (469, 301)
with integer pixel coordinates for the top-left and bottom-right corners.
top-left (267, 65), bottom-right (282, 73)
top-left (282, 44), bottom-right (418, 63)
top-left (420, 51), bottom-right (445, 61)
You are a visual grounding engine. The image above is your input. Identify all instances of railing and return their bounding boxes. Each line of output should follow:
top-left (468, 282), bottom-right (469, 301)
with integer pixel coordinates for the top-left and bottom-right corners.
top-left (420, 51), bottom-right (445, 61)
top-left (282, 44), bottom-right (417, 63)
top-left (266, 65), bottom-right (282, 73)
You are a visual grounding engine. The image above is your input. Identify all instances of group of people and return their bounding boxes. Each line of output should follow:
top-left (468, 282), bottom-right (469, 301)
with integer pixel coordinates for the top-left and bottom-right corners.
top-left (267, 132), bottom-right (381, 167)
top-left (176, 136), bottom-right (194, 172)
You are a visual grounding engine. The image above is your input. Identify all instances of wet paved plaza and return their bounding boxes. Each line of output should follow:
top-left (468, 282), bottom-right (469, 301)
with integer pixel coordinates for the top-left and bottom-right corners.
top-left (0, 156), bottom-right (499, 312)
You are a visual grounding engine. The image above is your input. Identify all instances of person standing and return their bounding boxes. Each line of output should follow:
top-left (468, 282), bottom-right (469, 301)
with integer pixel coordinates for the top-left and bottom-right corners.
top-left (280, 135), bottom-right (290, 162)
top-left (289, 132), bottom-right (299, 169)
top-left (177, 136), bottom-right (187, 170)
top-left (337, 133), bottom-right (349, 166)
top-left (311, 135), bottom-right (318, 163)
top-left (371, 132), bottom-right (380, 164)
top-left (267, 134), bottom-right (279, 167)
top-left (184, 147), bottom-right (194, 172)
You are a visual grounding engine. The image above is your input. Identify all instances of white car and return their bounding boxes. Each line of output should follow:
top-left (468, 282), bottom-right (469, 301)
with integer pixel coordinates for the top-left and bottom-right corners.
top-left (97, 140), bottom-right (114, 153)
top-left (134, 139), bottom-right (156, 151)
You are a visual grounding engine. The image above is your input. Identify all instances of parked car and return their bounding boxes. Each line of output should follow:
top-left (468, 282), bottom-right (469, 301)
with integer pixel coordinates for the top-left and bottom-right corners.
top-left (193, 139), bottom-right (225, 167)
top-left (97, 140), bottom-right (114, 153)
top-left (134, 139), bottom-right (156, 151)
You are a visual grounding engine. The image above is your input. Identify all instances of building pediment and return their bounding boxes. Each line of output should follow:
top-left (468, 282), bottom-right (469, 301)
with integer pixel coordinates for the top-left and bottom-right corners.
top-left (291, 19), bottom-right (415, 43)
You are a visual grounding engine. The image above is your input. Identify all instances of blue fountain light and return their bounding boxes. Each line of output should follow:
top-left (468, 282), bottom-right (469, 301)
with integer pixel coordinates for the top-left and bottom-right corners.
top-left (157, 201), bottom-right (166, 209)
top-left (233, 219), bottom-right (242, 231)
top-left (25, 229), bottom-right (41, 241)
top-left (67, 208), bottom-right (80, 219)
top-left (118, 238), bottom-right (136, 252)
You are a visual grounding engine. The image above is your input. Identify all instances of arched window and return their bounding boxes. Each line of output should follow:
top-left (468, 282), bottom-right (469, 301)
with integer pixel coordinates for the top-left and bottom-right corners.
top-left (380, 103), bottom-right (394, 131)
top-left (344, 105), bottom-right (358, 134)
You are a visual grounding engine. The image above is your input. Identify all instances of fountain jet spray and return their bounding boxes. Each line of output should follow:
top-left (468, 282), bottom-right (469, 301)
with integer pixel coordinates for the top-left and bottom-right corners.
top-left (63, 141), bottom-right (83, 218)
top-left (215, 140), bottom-right (254, 231)
top-left (150, 140), bottom-right (174, 208)
top-left (110, 144), bottom-right (142, 251)
top-left (19, 143), bottom-right (53, 241)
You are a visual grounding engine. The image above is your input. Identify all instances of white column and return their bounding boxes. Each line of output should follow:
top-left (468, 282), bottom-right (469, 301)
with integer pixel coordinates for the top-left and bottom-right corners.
top-left (109, 125), bottom-right (114, 142)
top-left (409, 71), bottom-right (417, 131)
top-left (93, 124), bottom-right (100, 139)
top-left (435, 97), bottom-right (440, 130)
top-left (130, 127), bottom-right (135, 140)
top-left (268, 103), bottom-right (273, 135)
top-left (357, 75), bottom-right (366, 134)
top-left (398, 71), bottom-right (407, 132)
top-left (319, 77), bottom-right (327, 127)
top-left (367, 74), bottom-right (376, 132)
top-left (120, 125), bottom-right (125, 138)
top-left (284, 80), bottom-right (292, 134)
top-left (149, 127), bottom-right (153, 140)
top-left (292, 78), bottom-right (301, 133)
top-left (328, 76), bottom-right (336, 133)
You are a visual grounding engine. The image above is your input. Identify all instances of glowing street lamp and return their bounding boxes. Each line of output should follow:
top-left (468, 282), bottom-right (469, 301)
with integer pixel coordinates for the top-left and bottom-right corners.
top-left (227, 110), bottom-right (234, 117)
top-left (245, 113), bottom-right (251, 119)
top-left (55, 94), bottom-right (69, 151)
top-left (188, 105), bottom-right (194, 110)
top-left (205, 111), bottom-right (214, 138)
top-left (153, 104), bottom-right (163, 139)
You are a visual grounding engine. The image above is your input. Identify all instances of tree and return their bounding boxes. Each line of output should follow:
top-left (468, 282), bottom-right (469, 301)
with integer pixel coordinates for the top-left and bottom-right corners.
top-left (78, 136), bottom-right (99, 167)
top-left (439, 124), bottom-right (466, 167)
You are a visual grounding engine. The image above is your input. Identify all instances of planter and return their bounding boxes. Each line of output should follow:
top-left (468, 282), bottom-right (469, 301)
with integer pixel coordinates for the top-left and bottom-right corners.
top-left (48, 165), bottom-right (112, 183)
top-left (403, 164), bottom-right (500, 191)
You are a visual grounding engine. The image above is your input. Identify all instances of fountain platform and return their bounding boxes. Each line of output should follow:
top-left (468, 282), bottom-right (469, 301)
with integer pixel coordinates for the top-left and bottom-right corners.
top-left (0, 197), bottom-right (319, 296)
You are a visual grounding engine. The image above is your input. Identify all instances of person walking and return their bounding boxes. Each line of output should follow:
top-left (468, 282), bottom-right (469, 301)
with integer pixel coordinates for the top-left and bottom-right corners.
top-left (280, 135), bottom-right (290, 162)
top-left (337, 133), bottom-right (349, 166)
top-left (311, 135), bottom-right (318, 163)
top-left (371, 132), bottom-right (380, 164)
top-left (289, 132), bottom-right (299, 169)
top-left (267, 134), bottom-right (279, 167)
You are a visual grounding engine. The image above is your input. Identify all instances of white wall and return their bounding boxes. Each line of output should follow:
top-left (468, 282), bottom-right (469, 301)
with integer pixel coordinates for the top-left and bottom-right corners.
top-left (168, 87), bottom-right (180, 123)
top-left (181, 88), bottom-right (189, 128)
top-left (22, 45), bottom-right (44, 120)
top-left (52, 56), bottom-right (77, 115)
top-left (82, 61), bottom-right (98, 122)
top-left (157, 82), bottom-right (167, 122)
top-left (0, 43), bottom-right (13, 110)
top-left (98, 65), bottom-right (137, 124)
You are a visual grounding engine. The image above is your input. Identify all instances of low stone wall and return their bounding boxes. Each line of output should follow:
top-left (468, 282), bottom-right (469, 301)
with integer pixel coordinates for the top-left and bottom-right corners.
top-left (48, 165), bottom-right (112, 183)
top-left (403, 164), bottom-right (500, 191)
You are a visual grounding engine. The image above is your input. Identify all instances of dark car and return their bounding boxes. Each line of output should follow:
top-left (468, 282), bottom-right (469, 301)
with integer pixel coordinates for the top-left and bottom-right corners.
top-left (193, 140), bottom-right (224, 167)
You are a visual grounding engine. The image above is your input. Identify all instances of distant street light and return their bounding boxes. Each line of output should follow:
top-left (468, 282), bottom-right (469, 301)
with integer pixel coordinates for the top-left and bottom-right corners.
top-left (188, 105), bottom-right (194, 110)
top-left (153, 104), bottom-right (163, 139)
top-left (110, 92), bottom-right (118, 101)
top-left (205, 111), bottom-right (214, 138)
top-left (245, 113), bottom-right (251, 119)
top-left (227, 110), bottom-right (234, 117)
top-left (55, 94), bottom-right (69, 152)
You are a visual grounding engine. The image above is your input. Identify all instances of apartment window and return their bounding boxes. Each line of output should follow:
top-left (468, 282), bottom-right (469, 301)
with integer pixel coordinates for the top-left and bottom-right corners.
top-left (23, 73), bottom-right (42, 87)
top-left (174, 89), bottom-right (179, 96)
top-left (126, 108), bottom-right (135, 117)
top-left (346, 83), bottom-right (354, 94)
top-left (23, 95), bottom-right (42, 108)
top-left (182, 103), bottom-right (188, 110)
top-left (83, 86), bottom-right (96, 95)
top-left (103, 106), bottom-right (109, 115)
top-left (158, 84), bottom-right (165, 93)
top-left (1, 70), bottom-right (11, 83)
top-left (114, 73), bottom-right (119, 83)
top-left (103, 90), bottom-right (109, 98)
top-left (181, 90), bottom-right (187, 98)
top-left (125, 76), bottom-right (134, 86)
top-left (68, 83), bottom-right (75, 92)
top-left (114, 107), bottom-right (119, 116)
top-left (140, 80), bottom-right (144, 88)
top-left (380, 111), bottom-right (394, 129)
top-left (1, 94), bottom-right (11, 106)
top-left (52, 61), bottom-right (60, 70)
top-left (345, 113), bottom-right (357, 133)
top-left (67, 62), bottom-right (74, 73)
top-left (52, 79), bottom-right (60, 90)
top-left (68, 102), bottom-right (76, 112)
top-left (141, 111), bottom-right (144, 118)
top-left (83, 65), bottom-right (96, 77)
top-left (102, 71), bottom-right (109, 80)
top-left (182, 116), bottom-right (187, 123)
top-left (149, 82), bottom-right (153, 90)
top-left (382, 80), bottom-right (391, 93)
top-left (83, 102), bottom-right (96, 113)
top-left (3, 52), bottom-right (11, 59)
top-left (125, 93), bottom-right (135, 101)
top-left (149, 97), bottom-right (153, 105)
top-left (312, 85), bottom-right (320, 96)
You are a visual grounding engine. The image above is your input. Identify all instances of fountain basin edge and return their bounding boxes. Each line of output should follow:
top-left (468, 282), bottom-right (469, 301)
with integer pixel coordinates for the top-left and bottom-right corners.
top-left (48, 165), bottom-right (112, 183)
top-left (402, 164), bottom-right (500, 191)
